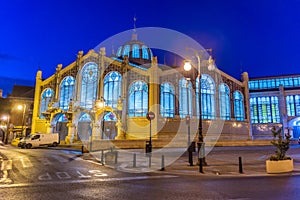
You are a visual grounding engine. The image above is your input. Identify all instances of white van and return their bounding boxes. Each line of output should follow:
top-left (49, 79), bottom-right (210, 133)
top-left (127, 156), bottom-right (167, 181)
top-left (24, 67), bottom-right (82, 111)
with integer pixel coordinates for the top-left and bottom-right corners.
top-left (21, 133), bottom-right (59, 149)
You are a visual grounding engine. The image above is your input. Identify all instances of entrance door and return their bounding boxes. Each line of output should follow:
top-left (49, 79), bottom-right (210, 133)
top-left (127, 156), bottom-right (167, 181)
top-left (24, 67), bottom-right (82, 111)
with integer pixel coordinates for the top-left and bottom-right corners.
top-left (56, 122), bottom-right (68, 141)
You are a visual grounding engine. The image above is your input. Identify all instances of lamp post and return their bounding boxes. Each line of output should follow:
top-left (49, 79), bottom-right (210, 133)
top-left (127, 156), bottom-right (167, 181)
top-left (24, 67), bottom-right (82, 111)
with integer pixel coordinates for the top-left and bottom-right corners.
top-left (95, 97), bottom-right (106, 139)
top-left (17, 104), bottom-right (26, 137)
top-left (184, 50), bottom-right (215, 173)
top-left (184, 61), bottom-right (193, 166)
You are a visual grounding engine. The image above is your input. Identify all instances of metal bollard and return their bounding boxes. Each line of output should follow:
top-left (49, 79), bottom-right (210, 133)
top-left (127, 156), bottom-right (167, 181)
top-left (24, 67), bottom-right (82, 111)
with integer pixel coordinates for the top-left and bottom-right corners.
top-left (133, 153), bottom-right (136, 168)
top-left (114, 151), bottom-right (118, 164)
top-left (101, 150), bottom-right (104, 165)
top-left (161, 155), bottom-right (165, 171)
top-left (199, 158), bottom-right (204, 173)
top-left (239, 156), bottom-right (243, 173)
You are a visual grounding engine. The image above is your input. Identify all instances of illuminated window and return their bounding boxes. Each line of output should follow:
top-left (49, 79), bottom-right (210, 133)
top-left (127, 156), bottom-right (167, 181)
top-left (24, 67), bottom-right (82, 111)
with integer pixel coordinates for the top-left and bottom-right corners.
top-left (142, 45), bottom-right (149, 59)
top-left (128, 81), bottom-right (148, 117)
top-left (196, 74), bottom-right (215, 119)
top-left (233, 91), bottom-right (244, 121)
top-left (250, 96), bottom-right (280, 123)
top-left (132, 44), bottom-right (140, 58)
top-left (103, 71), bottom-right (122, 109)
top-left (80, 62), bottom-right (98, 109)
top-left (40, 88), bottom-right (54, 118)
top-left (59, 76), bottom-right (75, 111)
top-left (123, 45), bottom-right (130, 57)
top-left (179, 79), bottom-right (192, 118)
top-left (160, 82), bottom-right (175, 118)
top-left (116, 47), bottom-right (122, 57)
top-left (219, 84), bottom-right (230, 120)
top-left (287, 95), bottom-right (300, 116)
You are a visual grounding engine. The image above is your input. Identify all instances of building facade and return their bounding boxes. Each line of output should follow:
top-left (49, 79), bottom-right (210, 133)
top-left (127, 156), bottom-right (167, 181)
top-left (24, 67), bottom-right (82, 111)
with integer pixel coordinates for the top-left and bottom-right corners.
top-left (249, 75), bottom-right (300, 139)
top-left (31, 34), bottom-right (253, 146)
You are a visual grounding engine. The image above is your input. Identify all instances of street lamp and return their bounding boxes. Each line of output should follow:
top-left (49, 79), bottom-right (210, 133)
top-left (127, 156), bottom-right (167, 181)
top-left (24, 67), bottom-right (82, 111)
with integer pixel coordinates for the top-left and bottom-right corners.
top-left (17, 104), bottom-right (26, 137)
top-left (183, 61), bottom-right (193, 166)
top-left (95, 97), bottom-right (106, 139)
top-left (184, 50), bottom-right (216, 173)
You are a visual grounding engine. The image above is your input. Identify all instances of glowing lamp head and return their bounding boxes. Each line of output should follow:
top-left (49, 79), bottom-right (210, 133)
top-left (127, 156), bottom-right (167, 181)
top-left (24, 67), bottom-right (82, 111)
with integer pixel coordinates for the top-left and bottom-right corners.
top-left (184, 61), bottom-right (192, 72)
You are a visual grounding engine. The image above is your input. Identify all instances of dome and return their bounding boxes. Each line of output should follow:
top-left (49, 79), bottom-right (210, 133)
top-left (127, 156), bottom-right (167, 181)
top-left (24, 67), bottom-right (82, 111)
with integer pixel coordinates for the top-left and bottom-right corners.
top-left (115, 33), bottom-right (153, 66)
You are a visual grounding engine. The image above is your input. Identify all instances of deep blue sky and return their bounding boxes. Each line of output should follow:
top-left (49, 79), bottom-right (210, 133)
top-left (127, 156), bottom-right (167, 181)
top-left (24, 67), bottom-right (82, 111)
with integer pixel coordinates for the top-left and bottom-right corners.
top-left (1, 0), bottom-right (300, 95)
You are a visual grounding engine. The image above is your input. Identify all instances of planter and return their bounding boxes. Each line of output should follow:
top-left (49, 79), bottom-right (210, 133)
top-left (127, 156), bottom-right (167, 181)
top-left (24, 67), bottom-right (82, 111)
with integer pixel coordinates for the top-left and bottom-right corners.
top-left (266, 159), bottom-right (294, 174)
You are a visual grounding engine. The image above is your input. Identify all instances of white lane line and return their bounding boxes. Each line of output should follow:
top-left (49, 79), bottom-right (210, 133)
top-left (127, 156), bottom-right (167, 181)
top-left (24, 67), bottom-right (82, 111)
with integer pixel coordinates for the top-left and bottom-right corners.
top-left (0, 175), bottom-right (178, 188)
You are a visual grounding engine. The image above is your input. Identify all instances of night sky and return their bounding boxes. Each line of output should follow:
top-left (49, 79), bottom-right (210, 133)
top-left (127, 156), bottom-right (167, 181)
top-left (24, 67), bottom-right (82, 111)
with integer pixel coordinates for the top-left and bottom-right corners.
top-left (1, 0), bottom-right (300, 96)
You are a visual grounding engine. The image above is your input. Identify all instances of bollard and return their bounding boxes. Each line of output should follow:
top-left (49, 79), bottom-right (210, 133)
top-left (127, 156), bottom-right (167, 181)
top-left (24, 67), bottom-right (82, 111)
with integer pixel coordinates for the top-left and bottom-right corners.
top-left (101, 150), bottom-right (104, 165)
top-left (114, 151), bottom-right (118, 164)
top-left (239, 156), bottom-right (243, 173)
top-left (199, 158), bottom-right (204, 173)
top-left (133, 153), bottom-right (136, 168)
top-left (161, 155), bottom-right (165, 171)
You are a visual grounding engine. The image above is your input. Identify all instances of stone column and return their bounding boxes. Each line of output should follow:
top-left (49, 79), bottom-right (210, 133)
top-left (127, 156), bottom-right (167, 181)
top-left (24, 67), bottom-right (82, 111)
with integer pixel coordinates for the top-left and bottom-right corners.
top-left (31, 70), bottom-right (42, 133)
top-left (65, 122), bottom-right (75, 144)
top-left (242, 72), bottom-right (252, 140)
top-left (279, 85), bottom-right (288, 135)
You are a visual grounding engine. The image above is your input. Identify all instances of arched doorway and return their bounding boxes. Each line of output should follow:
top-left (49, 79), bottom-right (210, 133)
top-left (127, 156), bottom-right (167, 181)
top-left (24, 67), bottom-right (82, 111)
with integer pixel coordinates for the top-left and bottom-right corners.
top-left (288, 117), bottom-right (300, 138)
top-left (53, 114), bottom-right (68, 141)
top-left (102, 112), bottom-right (117, 140)
top-left (77, 113), bottom-right (92, 142)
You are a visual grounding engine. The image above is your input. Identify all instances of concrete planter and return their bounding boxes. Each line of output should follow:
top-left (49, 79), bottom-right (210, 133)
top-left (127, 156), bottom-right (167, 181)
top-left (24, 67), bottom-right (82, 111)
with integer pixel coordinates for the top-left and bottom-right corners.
top-left (266, 159), bottom-right (294, 174)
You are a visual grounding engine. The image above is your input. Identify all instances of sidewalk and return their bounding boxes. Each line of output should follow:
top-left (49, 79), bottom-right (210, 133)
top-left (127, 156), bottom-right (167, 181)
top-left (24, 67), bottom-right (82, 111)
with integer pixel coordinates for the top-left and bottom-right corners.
top-left (84, 145), bottom-right (300, 177)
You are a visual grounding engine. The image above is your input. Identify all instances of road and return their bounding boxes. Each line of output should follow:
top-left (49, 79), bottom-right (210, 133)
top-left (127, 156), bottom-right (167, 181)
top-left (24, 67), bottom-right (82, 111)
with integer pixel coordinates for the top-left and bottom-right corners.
top-left (1, 146), bottom-right (300, 199)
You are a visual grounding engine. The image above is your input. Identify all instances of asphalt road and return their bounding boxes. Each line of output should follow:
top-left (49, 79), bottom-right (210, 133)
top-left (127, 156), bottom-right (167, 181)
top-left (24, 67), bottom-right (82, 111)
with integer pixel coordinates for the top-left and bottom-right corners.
top-left (1, 146), bottom-right (300, 199)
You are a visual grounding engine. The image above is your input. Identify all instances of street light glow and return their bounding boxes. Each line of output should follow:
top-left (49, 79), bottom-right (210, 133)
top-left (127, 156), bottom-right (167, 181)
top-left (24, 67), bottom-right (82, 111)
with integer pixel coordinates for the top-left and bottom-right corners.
top-left (184, 61), bottom-right (192, 72)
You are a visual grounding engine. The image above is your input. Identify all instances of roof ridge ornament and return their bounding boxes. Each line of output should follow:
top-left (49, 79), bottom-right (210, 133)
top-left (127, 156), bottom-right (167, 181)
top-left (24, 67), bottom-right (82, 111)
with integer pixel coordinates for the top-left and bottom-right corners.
top-left (132, 16), bottom-right (138, 40)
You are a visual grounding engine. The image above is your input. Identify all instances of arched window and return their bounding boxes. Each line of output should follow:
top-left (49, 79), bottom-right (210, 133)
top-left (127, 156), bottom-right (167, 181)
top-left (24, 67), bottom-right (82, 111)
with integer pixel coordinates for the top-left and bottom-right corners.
top-left (116, 46), bottom-right (122, 57)
top-left (40, 88), bottom-right (54, 118)
top-left (123, 45), bottom-right (130, 57)
top-left (132, 44), bottom-right (140, 58)
top-left (179, 79), bottom-right (192, 118)
top-left (160, 82), bottom-right (175, 118)
top-left (103, 71), bottom-right (122, 109)
top-left (233, 91), bottom-right (245, 121)
top-left (128, 81), bottom-right (148, 117)
top-left (80, 62), bottom-right (98, 109)
top-left (219, 84), bottom-right (231, 120)
top-left (142, 45), bottom-right (149, 59)
top-left (197, 74), bottom-right (215, 119)
top-left (59, 76), bottom-right (75, 111)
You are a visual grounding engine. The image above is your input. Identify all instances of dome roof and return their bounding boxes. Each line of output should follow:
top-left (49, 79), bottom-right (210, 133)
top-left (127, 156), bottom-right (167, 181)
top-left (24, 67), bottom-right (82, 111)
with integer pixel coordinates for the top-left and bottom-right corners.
top-left (115, 33), bottom-right (153, 66)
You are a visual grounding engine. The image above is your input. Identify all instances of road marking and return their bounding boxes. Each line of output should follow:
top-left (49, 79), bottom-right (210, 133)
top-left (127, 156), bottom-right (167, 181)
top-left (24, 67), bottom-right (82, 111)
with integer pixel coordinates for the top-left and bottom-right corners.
top-left (0, 175), bottom-right (178, 188)
top-left (19, 157), bottom-right (33, 168)
top-left (38, 173), bottom-right (52, 181)
top-left (56, 172), bottom-right (71, 179)
top-left (1, 160), bottom-right (12, 170)
top-left (39, 158), bottom-right (52, 166)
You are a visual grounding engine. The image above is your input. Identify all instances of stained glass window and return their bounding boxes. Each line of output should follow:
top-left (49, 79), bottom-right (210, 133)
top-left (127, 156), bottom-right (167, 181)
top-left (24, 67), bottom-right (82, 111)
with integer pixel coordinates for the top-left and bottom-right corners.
top-left (132, 44), bottom-right (140, 58)
top-left (286, 95), bottom-right (300, 116)
top-left (179, 79), bottom-right (192, 118)
top-left (128, 81), bottom-right (148, 117)
top-left (59, 76), bottom-right (75, 111)
top-left (160, 82), bottom-right (175, 118)
top-left (233, 91), bottom-right (244, 121)
top-left (219, 84), bottom-right (231, 120)
top-left (40, 88), bottom-right (54, 118)
top-left (197, 74), bottom-right (215, 119)
top-left (123, 45), bottom-right (130, 57)
top-left (80, 62), bottom-right (98, 109)
top-left (250, 96), bottom-right (280, 123)
top-left (103, 71), bottom-right (122, 109)
top-left (142, 45), bottom-right (149, 59)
